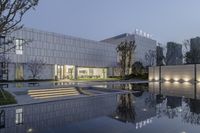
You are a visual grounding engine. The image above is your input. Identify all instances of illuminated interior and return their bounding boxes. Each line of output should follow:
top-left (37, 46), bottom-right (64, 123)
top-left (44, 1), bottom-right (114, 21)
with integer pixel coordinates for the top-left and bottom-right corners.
top-left (77, 67), bottom-right (107, 79)
top-left (55, 65), bottom-right (74, 80)
top-left (55, 65), bottom-right (107, 80)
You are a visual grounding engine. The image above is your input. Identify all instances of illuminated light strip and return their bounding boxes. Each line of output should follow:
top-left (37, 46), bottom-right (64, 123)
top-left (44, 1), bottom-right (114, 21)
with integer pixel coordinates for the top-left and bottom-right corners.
top-left (28, 88), bottom-right (76, 92)
top-left (33, 94), bottom-right (80, 99)
top-left (28, 90), bottom-right (79, 95)
top-left (29, 92), bottom-right (80, 97)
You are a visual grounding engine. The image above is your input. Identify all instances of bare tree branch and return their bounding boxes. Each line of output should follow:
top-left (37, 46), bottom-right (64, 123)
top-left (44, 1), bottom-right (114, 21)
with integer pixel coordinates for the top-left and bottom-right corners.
top-left (0, 0), bottom-right (39, 35)
top-left (27, 58), bottom-right (46, 79)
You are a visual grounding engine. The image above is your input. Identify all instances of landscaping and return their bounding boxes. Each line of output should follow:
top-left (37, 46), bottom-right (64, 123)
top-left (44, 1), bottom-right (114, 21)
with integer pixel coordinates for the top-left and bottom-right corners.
top-left (0, 89), bottom-right (16, 105)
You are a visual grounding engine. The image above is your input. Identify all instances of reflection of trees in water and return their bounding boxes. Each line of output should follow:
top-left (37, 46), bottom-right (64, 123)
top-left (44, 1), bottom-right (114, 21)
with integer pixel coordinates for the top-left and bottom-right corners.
top-left (131, 83), bottom-right (148, 92)
top-left (116, 93), bottom-right (136, 122)
top-left (181, 99), bottom-right (200, 125)
top-left (156, 98), bottom-right (180, 119)
top-left (145, 93), bottom-right (156, 108)
top-left (156, 97), bottom-right (200, 125)
top-left (115, 83), bottom-right (153, 123)
top-left (164, 106), bottom-right (179, 119)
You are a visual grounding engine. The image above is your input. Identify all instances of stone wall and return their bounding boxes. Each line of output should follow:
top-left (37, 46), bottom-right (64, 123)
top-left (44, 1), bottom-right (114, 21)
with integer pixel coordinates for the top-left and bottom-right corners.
top-left (149, 64), bottom-right (198, 82)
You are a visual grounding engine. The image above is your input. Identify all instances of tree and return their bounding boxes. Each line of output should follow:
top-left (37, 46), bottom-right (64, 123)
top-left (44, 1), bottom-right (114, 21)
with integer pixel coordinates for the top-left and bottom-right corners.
top-left (132, 61), bottom-right (144, 75)
top-left (0, 0), bottom-right (39, 99)
top-left (27, 58), bottom-right (46, 79)
top-left (0, 0), bottom-right (39, 54)
top-left (0, 0), bottom-right (39, 34)
top-left (116, 40), bottom-right (136, 78)
top-left (156, 44), bottom-right (165, 66)
top-left (145, 50), bottom-right (156, 67)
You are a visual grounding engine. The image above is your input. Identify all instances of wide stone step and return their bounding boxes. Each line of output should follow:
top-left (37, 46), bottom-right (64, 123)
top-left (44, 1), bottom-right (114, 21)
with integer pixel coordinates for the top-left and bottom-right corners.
top-left (28, 88), bottom-right (76, 93)
top-left (28, 89), bottom-right (79, 95)
top-left (28, 88), bottom-right (80, 99)
top-left (29, 91), bottom-right (79, 97)
top-left (32, 93), bottom-right (79, 99)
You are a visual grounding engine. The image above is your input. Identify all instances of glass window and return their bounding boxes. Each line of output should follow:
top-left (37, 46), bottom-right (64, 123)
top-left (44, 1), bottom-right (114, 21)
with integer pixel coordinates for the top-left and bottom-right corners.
top-left (15, 64), bottom-right (23, 80)
top-left (15, 39), bottom-right (23, 55)
top-left (15, 108), bottom-right (23, 125)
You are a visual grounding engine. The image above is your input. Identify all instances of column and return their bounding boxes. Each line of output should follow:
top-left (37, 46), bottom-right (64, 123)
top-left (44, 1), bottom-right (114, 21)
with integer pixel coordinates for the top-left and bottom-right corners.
top-left (74, 66), bottom-right (78, 80)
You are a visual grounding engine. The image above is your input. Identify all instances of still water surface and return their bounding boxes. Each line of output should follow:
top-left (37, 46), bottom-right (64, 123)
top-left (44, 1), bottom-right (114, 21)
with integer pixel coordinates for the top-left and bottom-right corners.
top-left (2, 82), bottom-right (200, 133)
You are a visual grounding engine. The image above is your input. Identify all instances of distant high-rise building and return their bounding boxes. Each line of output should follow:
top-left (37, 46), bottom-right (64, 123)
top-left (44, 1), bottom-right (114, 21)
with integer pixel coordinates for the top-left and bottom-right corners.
top-left (156, 45), bottom-right (165, 66)
top-left (166, 42), bottom-right (183, 65)
top-left (190, 37), bottom-right (200, 50)
top-left (187, 37), bottom-right (200, 64)
top-left (101, 32), bottom-right (157, 66)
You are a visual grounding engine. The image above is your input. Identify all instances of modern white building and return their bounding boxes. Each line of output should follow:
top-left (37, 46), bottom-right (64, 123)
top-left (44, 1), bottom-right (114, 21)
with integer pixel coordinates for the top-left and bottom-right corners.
top-left (0, 28), bottom-right (117, 81)
top-left (101, 32), bottom-right (157, 66)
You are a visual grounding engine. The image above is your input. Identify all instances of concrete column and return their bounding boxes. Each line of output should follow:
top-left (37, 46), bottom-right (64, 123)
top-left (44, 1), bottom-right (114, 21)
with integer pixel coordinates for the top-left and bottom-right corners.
top-left (74, 66), bottom-right (78, 80)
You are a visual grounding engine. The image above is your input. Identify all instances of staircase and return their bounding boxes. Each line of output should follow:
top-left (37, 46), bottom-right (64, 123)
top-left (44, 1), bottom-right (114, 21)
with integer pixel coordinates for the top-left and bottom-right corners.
top-left (28, 88), bottom-right (80, 99)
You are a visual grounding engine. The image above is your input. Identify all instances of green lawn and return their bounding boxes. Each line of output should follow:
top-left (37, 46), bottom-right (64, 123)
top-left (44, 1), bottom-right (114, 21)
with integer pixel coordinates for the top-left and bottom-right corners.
top-left (0, 89), bottom-right (17, 105)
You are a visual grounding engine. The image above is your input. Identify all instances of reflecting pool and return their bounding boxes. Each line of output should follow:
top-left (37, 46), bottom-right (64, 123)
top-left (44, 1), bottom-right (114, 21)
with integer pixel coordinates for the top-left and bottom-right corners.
top-left (1, 82), bottom-right (200, 133)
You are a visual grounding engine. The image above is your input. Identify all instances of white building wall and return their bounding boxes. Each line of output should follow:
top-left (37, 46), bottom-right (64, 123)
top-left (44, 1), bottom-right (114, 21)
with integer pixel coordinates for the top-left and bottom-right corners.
top-left (134, 34), bottom-right (157, 66)
top-left (8, 63), bottom-right (15, 81)
top-left (101, 33), bottom-right (157, 66)
top-left (5, 28), bottom-right (118, 80)
top-left (161, 65), bottom-right (194, 82)
top-left (9, 28), bottom-right (117, 68)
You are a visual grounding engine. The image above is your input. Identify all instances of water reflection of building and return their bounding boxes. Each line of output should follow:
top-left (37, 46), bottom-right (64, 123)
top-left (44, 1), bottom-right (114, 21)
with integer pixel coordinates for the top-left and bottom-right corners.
top-left (149, 82), bottom-right (195, 99)
top-left (113, 82), bottom-right (200, 127)
top-left (0, 94), bottom-right (119, 133)
top-left (189, 99), bottom-right (200, 114)
top-left (113, 90), bottom-right (157, 129)
top-left (166, 96), bottom-right (182, 109)
top-left (149, 81), bottom-right (200, 125)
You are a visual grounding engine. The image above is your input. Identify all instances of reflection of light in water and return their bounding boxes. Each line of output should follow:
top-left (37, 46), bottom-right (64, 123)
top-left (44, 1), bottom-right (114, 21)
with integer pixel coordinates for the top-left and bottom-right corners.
top-left (164, 81), bottom-right (171, 84)
top-left (178, 108), bottom-right (182, 112)
top-left (182, 82), bottom-right (190, 85)
top-left (181, 131), bottom-right (187, 133)
top-left (135, 117), bottom-right (153, 129)
top-left (142, 108), bottom-right (147, 112)
top-left (173, 81), bottom-right (179, 84)
top-left (27, 128), bottom-right (33, 132)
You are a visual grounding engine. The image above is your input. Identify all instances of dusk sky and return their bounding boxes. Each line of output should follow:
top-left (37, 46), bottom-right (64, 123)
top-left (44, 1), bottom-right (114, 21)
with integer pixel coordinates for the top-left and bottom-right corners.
top-left (22, 0), bottom-right (200, 44)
